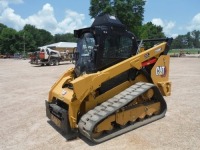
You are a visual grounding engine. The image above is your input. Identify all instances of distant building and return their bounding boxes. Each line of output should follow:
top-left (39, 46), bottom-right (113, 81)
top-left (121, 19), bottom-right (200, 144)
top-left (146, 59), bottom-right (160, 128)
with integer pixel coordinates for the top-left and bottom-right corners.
top-left (39, 42), bottom-right (77, 52)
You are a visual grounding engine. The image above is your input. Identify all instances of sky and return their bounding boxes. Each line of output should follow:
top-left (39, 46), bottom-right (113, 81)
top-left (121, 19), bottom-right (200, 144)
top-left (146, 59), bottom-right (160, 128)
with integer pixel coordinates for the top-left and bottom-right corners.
top-left (0, 0), bottom-right (200, 38)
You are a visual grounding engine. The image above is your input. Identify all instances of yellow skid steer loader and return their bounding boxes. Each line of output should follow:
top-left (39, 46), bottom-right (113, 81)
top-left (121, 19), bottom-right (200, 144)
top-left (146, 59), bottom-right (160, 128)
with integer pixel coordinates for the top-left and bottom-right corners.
top-left (45, 14), bottom-right (173, 143)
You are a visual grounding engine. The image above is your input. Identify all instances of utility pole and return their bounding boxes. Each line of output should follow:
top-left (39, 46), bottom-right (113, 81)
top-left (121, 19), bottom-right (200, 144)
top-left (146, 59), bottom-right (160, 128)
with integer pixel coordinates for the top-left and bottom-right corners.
top-left (23, 33), bottom-right (26, 59)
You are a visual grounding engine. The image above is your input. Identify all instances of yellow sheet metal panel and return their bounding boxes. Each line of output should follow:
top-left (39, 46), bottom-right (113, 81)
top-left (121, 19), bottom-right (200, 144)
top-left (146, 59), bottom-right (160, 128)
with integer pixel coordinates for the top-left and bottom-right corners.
top-left (151, 55), bottom-right (171, 96)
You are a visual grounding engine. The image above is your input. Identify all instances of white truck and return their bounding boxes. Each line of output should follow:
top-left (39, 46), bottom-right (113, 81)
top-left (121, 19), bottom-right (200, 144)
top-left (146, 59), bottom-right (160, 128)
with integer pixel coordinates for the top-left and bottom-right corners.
top-left (30, 48), bottom-right (73, 66)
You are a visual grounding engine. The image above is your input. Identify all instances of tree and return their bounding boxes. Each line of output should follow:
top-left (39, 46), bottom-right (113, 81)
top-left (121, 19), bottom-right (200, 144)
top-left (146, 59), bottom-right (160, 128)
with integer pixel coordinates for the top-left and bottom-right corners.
top-left (0, 23), bottom-right (7, 33)
top-left (37, 29), bottom-right (54, 46)
top-left (114, 0), bottom-right (145, 37)
top-left (18, 30), bottom-right (36, 53)
top-left (0, 24), bottom-right (8, 54)
top-left (89, 0), bottom-right (146, 37)
top-left (139, 22), bottom-right (165, 48)
top-left (140, 22), bottom-right (165, 39)
top-left (23, 24), bottom-right (40, 48)
top-left (54, 33), bottom-right (77, 43)
top-left (171, 31), bottom-right (200, 49)
top-left (90, 0), bottom-right (112, 17)
top-left (171, 35), bottom-right (188, 49)
top-left (22, 24), bottom-right (54, 51)
top-left (0, 28), bottom-right (18, 55)
top-left (191, 30), bottom-right (200, 48)
top-left (64, 33), bottom-right (77, 42)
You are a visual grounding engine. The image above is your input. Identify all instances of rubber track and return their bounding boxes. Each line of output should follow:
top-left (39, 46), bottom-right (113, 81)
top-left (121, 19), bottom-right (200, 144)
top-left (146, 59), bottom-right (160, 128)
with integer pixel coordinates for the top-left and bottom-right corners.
top-left (78, 82), bottom-right (167, 143)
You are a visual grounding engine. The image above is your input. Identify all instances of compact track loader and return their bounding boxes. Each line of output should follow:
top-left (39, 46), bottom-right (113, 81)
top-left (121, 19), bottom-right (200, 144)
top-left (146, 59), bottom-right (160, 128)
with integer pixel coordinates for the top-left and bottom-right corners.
top-left (46, 14), bottom-right (173, 143)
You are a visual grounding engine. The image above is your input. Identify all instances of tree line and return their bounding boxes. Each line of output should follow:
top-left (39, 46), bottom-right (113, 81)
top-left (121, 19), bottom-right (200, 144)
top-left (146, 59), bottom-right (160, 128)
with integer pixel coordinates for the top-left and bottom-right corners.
top-left (171, 30), bottom-right (200, 49)
top-left (0, 23), bottom-right (76, 55)
top-left (0, 0), bottom-right (200, 55)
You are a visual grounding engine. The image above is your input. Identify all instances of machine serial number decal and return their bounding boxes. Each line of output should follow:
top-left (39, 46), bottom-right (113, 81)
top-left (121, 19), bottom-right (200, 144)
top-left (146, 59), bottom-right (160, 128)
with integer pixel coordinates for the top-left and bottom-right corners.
top-left (156, 66), bottom-right (166, 76)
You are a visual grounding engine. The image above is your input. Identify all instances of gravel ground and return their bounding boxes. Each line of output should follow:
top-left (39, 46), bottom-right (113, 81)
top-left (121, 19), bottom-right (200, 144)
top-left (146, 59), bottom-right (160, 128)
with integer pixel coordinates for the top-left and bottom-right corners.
top-left (0, 57), bottom-right (200, 150)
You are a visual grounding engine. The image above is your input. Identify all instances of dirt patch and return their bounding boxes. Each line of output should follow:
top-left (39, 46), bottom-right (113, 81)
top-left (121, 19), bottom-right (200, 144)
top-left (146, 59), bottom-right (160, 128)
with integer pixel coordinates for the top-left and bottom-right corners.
top-left (0, 58), bottom-right (200, 150)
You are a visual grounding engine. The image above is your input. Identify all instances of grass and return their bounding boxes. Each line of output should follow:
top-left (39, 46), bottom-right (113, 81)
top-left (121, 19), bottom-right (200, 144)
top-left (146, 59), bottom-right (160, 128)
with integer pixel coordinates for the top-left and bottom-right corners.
top-left (169, 48), bottom-right (200, 54)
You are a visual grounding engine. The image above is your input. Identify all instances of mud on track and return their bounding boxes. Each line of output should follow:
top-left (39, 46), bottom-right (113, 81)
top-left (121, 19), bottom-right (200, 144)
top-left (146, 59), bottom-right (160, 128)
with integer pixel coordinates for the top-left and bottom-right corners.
top-left (0, 58), bottom-right (200, 150)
